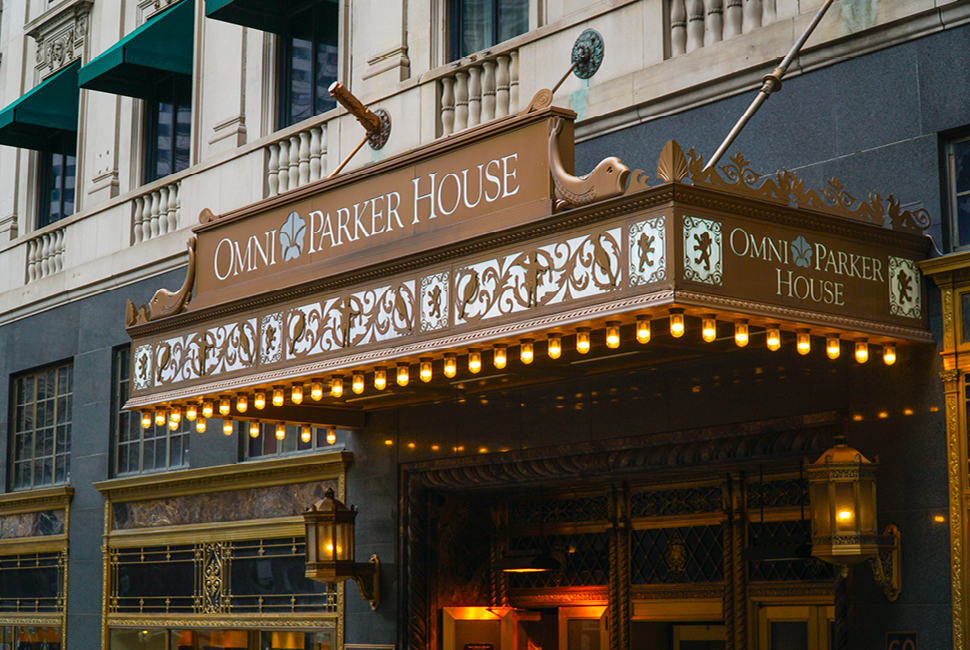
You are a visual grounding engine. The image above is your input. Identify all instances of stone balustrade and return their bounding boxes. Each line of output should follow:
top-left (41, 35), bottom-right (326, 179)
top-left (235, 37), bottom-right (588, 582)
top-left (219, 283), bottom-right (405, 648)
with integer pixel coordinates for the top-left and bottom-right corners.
top-left (266, 124), bottom-right (327, 198)
top-left (440, 50), bottom-right (519, 137)
top-left (131, 180), bottom-right (181, 245)
top-left (670, 0), bottom-right (777, 55)
top-left (25, 227), bottom-right (65, 283)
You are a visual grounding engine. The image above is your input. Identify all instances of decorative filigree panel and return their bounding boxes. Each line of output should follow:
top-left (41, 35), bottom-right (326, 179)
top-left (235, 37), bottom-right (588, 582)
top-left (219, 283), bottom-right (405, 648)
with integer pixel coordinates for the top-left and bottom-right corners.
top-left (630, 486), bottom-right (722, 518)
top-left (133, 344), bottom-right (152, 391)
top-left (746, 479), bottom-right (807, 510)
top-left (261, 313), bottom-right (284, 364)
top-left (630, 525), bottom-right (724, 584)
top-left (507, 496), bottom-right (609, 525)
top-left (507, 533), bottom-right (609, 589)
top-left (683, 217), bottom-right (722, 285)
top-left (420, 272), bottom-right (450, 332)
top-left (889, 256), bottom-right (922, 319)
top-left (198, 543), bottom-right (229, 613)
top-left (629, 217), bottom-right (666, 286)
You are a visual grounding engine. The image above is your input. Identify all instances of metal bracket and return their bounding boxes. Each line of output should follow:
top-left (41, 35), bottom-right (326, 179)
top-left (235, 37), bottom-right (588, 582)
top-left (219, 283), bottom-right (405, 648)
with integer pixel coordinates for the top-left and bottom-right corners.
top-left (868, 525), bottom-right (901, 601)
top-left (571, 29), bottom-right (604, 80)
top-left (351, 555), bottom-right (381, 610)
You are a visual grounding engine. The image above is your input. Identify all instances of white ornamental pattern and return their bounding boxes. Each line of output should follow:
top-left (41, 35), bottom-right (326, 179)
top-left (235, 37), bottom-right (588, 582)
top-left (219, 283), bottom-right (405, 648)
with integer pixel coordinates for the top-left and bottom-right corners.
top-left (421, 272), bottom-right (450, 332)
top-left (683, 216), bottom-right (722, 286)
top-left (629, 216), bottom-right (666, 286)
top-left (888, 256), bottom-right (922, 319)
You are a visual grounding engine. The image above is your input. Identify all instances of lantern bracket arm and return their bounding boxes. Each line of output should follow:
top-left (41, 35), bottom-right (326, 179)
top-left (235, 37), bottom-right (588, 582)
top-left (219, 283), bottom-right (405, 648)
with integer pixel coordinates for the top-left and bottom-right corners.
top-left (352, 555), bottom-right (380, 610)
top-left (868, 524), bottom-right (901, 602)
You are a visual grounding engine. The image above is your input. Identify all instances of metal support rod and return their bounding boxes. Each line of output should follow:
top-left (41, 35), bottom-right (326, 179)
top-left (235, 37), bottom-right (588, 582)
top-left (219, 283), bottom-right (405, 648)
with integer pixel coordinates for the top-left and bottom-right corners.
top-left (551, 62), bottom-right (579, 97)
top-left (327, 134), bottom-right (370, 179)
top-left (703, 0), bottom-right (836, 171)
top-left (329, 81), bottom-right (382, 134)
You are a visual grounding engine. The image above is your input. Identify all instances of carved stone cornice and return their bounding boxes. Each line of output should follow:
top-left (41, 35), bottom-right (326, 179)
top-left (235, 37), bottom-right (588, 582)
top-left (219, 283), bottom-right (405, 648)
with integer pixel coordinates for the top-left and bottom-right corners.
top-left (26, 0), bottom-right (92, 78)
top-left (0, 486), bottom-right (73, 515)
top-left (941, 368), bottom-right (962, 388)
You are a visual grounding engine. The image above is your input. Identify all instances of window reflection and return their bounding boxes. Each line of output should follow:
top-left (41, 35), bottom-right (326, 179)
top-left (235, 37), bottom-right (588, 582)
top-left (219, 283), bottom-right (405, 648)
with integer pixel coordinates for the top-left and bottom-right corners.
top-left (280, 3), bottom-right (338, 129)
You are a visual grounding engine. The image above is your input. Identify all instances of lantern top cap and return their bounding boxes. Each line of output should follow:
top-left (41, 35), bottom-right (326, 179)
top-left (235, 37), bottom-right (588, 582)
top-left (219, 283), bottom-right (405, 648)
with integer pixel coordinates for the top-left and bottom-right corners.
top-left (306, 486), bottom-right (354, 515)
top-left (811, 440), bottom-right (874, 467)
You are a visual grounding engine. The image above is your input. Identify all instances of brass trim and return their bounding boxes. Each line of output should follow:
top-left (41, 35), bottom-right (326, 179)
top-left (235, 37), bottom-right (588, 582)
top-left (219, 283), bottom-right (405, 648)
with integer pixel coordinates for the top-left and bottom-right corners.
top-left (106, 518), bottom-right (305, 547)
top-left (0, 486), bottom-right (73, 514)
top-left (0, 535), bottom-right (68, 554)
top-left (106, 615), bottom-right (338, 629)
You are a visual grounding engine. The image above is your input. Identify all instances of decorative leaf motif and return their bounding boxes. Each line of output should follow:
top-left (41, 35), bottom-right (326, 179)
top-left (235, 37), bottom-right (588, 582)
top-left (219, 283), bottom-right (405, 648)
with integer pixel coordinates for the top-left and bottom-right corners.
top-left (280, 211), bottom-right (306, 261)
top-left (791, 236), bottom-right (812, 268)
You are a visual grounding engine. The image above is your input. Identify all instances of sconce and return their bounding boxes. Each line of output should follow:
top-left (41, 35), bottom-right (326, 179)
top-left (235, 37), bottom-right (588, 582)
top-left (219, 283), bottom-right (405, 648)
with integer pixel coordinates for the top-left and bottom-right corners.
top-left (304, 488), bottom-right (380, 610)
top-left (807, 437), bottom-right (900, 601)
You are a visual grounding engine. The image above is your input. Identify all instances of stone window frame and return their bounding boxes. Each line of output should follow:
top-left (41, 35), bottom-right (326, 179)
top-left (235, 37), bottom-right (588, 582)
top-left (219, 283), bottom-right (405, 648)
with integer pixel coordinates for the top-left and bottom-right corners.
top-left (10, 362), bottom-right (74, 492)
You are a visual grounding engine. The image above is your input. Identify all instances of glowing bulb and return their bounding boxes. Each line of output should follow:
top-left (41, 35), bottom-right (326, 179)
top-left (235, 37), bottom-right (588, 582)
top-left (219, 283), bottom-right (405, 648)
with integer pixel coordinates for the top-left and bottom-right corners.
top-left (669, 309), bottom-right (685, 338)
top-left (219, 397), bottom-right (231, 416)
top-left (155, 410), bottom-right (166, 426)
top-left (249, 421), bottom-right (260, 438)
top-left (855, 340), bottom-right (869, 363)
top-left (202, 401), bottom-right (214, 418)
top-left (547, 334), bottom-right (562, 359)
top-left (837, 510), bottom-right (852, 521)
top-left (702, 316), bottom-right (717, 343)
top-left (236, 394), bottom-right (248, 413)
top-left (374, 367), bottom-right (387, 390)
top-left (275, 422), bottom-right (286, 440)
top-left (326, 427), bottom-right (337, 445)
top-left (826, 336), bottom-right (840, 360)
top-left (331, 376), bottom-right (344, 398)
top-left (444, 355), bottom-right (457, 377)
top-left (347, 372), bottom-right (362, 394)
top-left (766, 325), bottom-right (781, 351)
top-left (520, 339), bottom-right (534, 364)
top-left (168, 417), bottom-right (179, 430)
top-left (170, 406), bottom-right (181, 423)
top-left (606, 321), bottom-right (620, 348)
top-left (272, 386), bottom-right (284, 407)
top-left (883, 343), bottom-right (896, 366)
top-left (468, 349), bottom-right (482, 373)
top-left (734, 320), bottom-right (748, 347)
top-left (223, 417), bottom-right (233, 435)
top-left (196, 417), bottom-right (206, 433)
top-left (636, 317), bottom-right (651, 344)
top-left (301, 425), bottom-right (312, 444)
top-left (493, 345), bottom-right (507, 369)
top-left (185, 403), bottom-right (198, 421)
top-left (796, 330), bottom-right (811, 355)
top-left (576, 328), bottom-right (591, 354)
top-left (291, 384), bottom-right (304, 404)
top-left (254, 392), bottom-right (266, 410)
top-left (310, 380), bottom-right (324, 401)
top-left (419, 358), bottom-right (433, 382)
top-left (397, 363), bottom-right (409, 386)
top-left (141, 411), bottom-right (152, 429)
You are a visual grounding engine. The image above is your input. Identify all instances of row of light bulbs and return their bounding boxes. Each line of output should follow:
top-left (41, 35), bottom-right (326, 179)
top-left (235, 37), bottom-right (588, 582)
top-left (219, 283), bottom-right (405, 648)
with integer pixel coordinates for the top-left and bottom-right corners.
top-left (141, 403), bottom-right (338, 443)
top-left (142, 310), bottom-right (897, 433)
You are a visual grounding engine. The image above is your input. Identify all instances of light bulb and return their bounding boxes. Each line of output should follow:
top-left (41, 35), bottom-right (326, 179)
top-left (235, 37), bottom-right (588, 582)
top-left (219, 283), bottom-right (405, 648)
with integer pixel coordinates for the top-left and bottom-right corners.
top-left (291, 384), bottom-right (304, 404)
top-left (420, 358), bottom-right (433, 382)
top-left (196, 417), bottom-right (206, 433)
top-left (397, 363), bottom-right (410, 386)
top-left (202, 401), bottom-right (214, 418)
top-left (468, 349), bottom-right (482, 373)
top-left (185, 403), bottom-right (198, 421)
top-left (272, 386), bottom-right (284, 407)
top-left (219, 397), bottom-right (231, 416)
top-left (223, 417), bottom-right (233, 435)
top-left (352, 373), bottom-right (365, 394)
top-left (275, 422), bottom-right (285, 440)
top-left (547, 334), bottom-right (562, 359)
top-left (374, 367), bottom-right (387, 390)
top-left (855, 340), bottom-right (869, 363)
top-left (169, 407), bottom-right (181, 424)
top-left (249, 421), bottom-right (260, 438)
top-left (636, 317), bottom-right (651, 344)
top-left (838, 510), bottom-right (852, 521)
top-left (168, 417), bottom-right (179, 430)
top-left (576, 328), bottom-right (591, 354)
top-left (155, 410), bottom-right (166, 427)
top-left (702, 316), bottom-right (717, 343)
top-left (236, 394), bottom-right (248, 413)
top-left (669, 309), bottom-right (685, 338)
top-left (444, 355), bottom-right (457, 378)
top-left (331, 376), bottom-right (344, 398)
top-left (520, 339), bottom-right (534, 364)
top-left (301, 425), bottom-right (312, 444)
top-left (254, 391), bottom-right (266, 410)
top-left (141, 411), bottom-right (152, 429)
top-left (310, 380), bottom-right (324, 401)
top-left (326, 427), bottom-right (337, 445)
top-left (734, 320), bottom-right (748, 347)
top-left (796, 330), bottom-right (811, 355)
top-left (606, 321), bottom-right (620, 349)
top-left (826, 336), bottom-right (840, 360)
top-left (766, 325), bottom-right (781, 351)
top-left (883, 343), bottom-right (896, 365)
top-left (493, 345), bottom-right (507, 369)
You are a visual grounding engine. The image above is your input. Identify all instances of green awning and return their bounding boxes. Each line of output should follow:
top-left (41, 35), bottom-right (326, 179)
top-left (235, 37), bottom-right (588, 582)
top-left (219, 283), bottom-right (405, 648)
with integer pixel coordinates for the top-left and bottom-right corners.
top-left (0, 60), bottom-right (79, 153)
top-left (79, 0), bottom-right (194, 100)
top-left (204, 0), bottom-right (288, 34)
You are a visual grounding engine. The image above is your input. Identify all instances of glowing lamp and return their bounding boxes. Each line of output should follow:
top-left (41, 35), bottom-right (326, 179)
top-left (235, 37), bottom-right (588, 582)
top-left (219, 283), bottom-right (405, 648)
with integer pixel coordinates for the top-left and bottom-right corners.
top-left (374, 367), bottom-right (387, 390)
top-left (606, 321), bottom-right (621, 348)
top-left (326, 427), bottom-right (337, 445)
top-left (272, 386), bottom-right (285, 407)
top-left (701, 316), bottom-right (717, 343)
top-left (420, 359), bottom-right (433, 382)
top-left (223, 418), bottom-right (233, 436)
top-left (196, 417), bottom-right (206, 433)
top-left (636, 317), bottom-right (651, 344)
top-left (576, 328), bottom-right (591, 354)
top-left (444, 355), bottom-right (457, 378)
top-left (883, 344), bottom-right (896, 366)
top-left (397, 363), bottom-right (409, 386)
top-left (202, 401), bottom-right (214, 418)
top-left (331, 376), bottom-right (344, 398)
top-left (141, 411), bottom-right (152, 429)
top-left (520, 340), bottom-right (534, 364)
top-left (310, 380), bottom-right (324, 401)
top-left (186, 403), bottom-right (198, 421)
top-left (219, 397), bottom-right (231, 416)
top-left (301, 425), bottom-right (312, 444)
top-left (766, 325), bottom-right (781, 351)
top-left (796, 329), bottom-right (811, 355)
top-left (669, 309), bottom-right (685, 338)
top-left (291, 384), bottom-right (304, 404)
top-left (352, 373), bottom-right (365, 394)
top-left (547, 334), bottom-right (562, 359)
top-left (468, 350), bottom-right (482, 374)
top-left (249, 421), bottom-right (260, 438)
top-left (155, 410), bottom-right (166, 427)
top-left (827, 336), bottom-right (841, 360)
top-left (855, 340), bottom-right (869, 363)
top-left (493, 346), bottom-right (507, 369)
top-left (254, 391), bottom-right (267, 410)
top-left (275, 422), bottom-right (286, 440)
top-left (734, 320), bottom-right (748, 347)
top-left (236, 394), bottom-right (248, 413)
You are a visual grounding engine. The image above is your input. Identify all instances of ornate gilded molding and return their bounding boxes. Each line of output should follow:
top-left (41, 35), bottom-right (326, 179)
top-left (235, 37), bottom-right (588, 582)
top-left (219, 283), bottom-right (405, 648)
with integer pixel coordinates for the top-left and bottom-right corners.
top-left (0, 486), bottom-right (73, 515)
top-left (105, 615), bottom-right (338, 628)
top-left (946, 388), bottom-right (967, 650)
top-left (126, 237), bottom-right (197, 327)
top-left (26, 0), bottom-right (92, 78)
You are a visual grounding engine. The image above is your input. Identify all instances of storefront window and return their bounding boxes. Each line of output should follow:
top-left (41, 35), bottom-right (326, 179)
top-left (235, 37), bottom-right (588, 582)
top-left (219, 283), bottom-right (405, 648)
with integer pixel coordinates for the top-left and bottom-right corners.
top-left (246, 423), bottom-right (339, 459)
top-left (108, 628), bottom-right (334, 650)
top-left (0, 625), bottom-right (62, 650)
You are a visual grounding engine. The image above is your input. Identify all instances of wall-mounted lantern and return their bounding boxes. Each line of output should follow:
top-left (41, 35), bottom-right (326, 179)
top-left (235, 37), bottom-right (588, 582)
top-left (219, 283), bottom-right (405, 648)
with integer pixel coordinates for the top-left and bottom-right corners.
top-left (304, 487), bottom-right (380, 610)
top-left (807, 436), bottom-right (901, 600)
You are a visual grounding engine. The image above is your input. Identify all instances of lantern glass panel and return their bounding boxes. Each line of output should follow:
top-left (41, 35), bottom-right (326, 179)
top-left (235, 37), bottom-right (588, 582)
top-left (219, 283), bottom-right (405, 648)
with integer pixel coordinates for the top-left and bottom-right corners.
top-left (336, 522), bottom-right (354, 562)
top-left (810, 482), bottom-right (831, 537)
top-left (834, 482), bottom-right (857, 533)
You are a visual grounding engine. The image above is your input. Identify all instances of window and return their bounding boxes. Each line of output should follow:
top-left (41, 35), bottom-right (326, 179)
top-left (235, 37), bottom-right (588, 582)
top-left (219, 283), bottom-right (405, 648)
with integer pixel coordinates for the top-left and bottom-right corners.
top-left (450, 0), bottom-right (529, 60)
top-left (112, 347), bottom-right (190, 475)
top-left (144, 73), bottom-right (191, 183)
top-left (38, 150), bottom-right (76, 228)
top-left (11, 364), bottom-right (72, 490)
top-left (246, 423), bottom-right (339, 460)
top-left (278, 0), bottom-right (339, 129)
